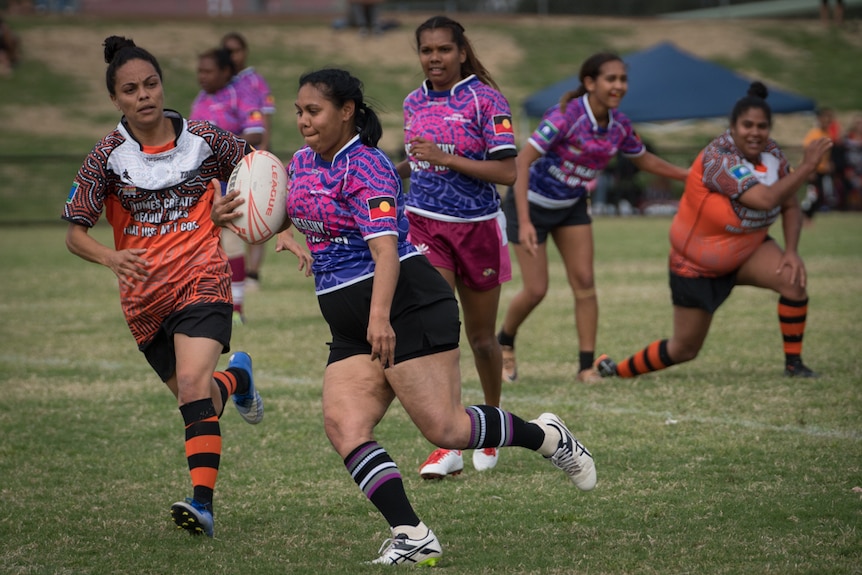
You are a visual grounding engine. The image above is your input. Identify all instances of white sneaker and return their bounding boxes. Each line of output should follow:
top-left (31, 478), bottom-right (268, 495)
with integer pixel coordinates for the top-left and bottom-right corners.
top-left (419, 449), bottom-right (463, 479)
top-left (371, 527), bottom-right (442, 566)
top-left (472, 447), bottom-right (499, 471)
top-left (533, 412), bottom-right (596, 491)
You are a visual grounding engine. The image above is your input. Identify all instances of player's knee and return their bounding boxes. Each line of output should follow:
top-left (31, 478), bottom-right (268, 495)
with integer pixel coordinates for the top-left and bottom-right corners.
top-left (668, 340), bottom-right (701, 364)
top-left (421, 422), bottom-right (462, 449)
top-left (467, 332), bottom-right (499, 359)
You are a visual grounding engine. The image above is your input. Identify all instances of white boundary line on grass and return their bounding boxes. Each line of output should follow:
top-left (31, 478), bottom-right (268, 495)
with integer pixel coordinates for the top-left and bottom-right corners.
top-left (489, 390), bottom-right (862, 442)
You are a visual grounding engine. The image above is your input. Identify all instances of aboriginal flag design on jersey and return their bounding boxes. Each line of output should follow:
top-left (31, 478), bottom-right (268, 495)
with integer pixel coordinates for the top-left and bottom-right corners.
top-left (367, 196), bottom-right (397, 221)
top-left (61, 111), bottom-right (252, 346)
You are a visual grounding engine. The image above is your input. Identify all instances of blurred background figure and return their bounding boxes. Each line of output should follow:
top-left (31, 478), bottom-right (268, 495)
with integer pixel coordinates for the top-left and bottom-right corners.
top-left (820, 0), bottom-right (844, 26)
top-left (801, 107), bottom-right (839, 221)
top-left (189, 47), bottom-right (264, 325)
top-left (839, 115), bottom-right (862, 210)
top-left (0, 16), bottom-right (20, 76)
top-left (207, 0), bottom-right (233, 16)
top-left (348, 0), bottom-right (383, 35)
top-left (222, 31), bottom-right (276, 292)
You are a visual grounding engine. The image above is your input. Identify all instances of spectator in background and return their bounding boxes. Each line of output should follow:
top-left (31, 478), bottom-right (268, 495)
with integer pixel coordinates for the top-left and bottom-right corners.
top-left (820, 0), bottom-right (844, 26)
top-left (0, 16), bottom-right (20, 76)
top-left (189, 47), bottom-right (265, 325)
top-left (801, 107), bottom-right (838, 220)
top-left (348, 0), bottom-right (383, 35)
top-left (221, 31), bottom-right (276, 292)
top-left (841, 115), bottom-right (862, 210)
top-left (207, 0), bottom-right (233, 16)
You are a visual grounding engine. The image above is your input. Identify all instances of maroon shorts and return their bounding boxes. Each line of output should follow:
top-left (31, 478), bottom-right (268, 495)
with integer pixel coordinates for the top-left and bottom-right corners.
top-left (407, 212), bottom-right (511, 291)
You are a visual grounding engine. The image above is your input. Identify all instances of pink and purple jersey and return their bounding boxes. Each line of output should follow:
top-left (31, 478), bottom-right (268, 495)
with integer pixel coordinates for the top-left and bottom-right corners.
top-left (189, 81), bottom-right (265, 138)
top-left (527, 94), bottom-right (645, 207)
top-left (287, 136), bottom-right (419, 295)
top-left (403, 75), bottom-right (517, 221)
top-left (234, 67), bottom-right (275, 116)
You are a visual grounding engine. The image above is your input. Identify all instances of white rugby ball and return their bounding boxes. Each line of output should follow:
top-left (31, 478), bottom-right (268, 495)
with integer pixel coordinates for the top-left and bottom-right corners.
top-left (225, 150), bottom-right (288, 245)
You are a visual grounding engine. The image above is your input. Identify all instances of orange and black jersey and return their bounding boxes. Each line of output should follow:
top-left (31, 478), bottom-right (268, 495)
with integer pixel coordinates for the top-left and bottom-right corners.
top-left (62, 110), bottom-right (252, 345)
top-left (669, 131), bottom-right (789, 278)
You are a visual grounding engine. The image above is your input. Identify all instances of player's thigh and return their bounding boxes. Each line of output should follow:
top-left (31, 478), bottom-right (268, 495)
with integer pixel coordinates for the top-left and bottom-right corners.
top-left (736, 240), bottom-right (805, 297)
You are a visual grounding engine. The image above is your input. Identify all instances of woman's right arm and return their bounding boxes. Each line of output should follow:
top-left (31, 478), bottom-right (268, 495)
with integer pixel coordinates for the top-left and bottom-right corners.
top-left (737, 137), bottom-right (833, 211)
top-left (65, 223), bottom-right (149, 288)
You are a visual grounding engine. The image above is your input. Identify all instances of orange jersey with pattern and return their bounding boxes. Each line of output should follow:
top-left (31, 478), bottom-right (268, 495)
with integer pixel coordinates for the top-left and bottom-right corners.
top-left (669, 131), bottom-right (789, 278)
top-left (62, 111), bottom-right (252, 345)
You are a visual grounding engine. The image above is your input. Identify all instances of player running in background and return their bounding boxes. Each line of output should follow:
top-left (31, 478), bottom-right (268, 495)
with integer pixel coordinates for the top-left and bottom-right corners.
top-left (595, 82), bottom-right (832, 381)
top-left (396, 15), bottom-right (517, 477)
top-left (213, 67), bottom-right (596, 565)
top-left (189, 46), bottom-right (264, 325)
top-left (497, 52), bottom-right (688, 387)
top-left (221, 31), bottom-right (276, 292)
top-left (62, 36), bottom-right (264, 538)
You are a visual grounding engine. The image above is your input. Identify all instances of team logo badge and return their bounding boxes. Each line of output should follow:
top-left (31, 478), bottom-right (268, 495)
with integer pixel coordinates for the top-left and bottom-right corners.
top-left (730, 164), bottom-right (752, 180)
top-left (535, 120), bottom-right (559, 144)
top-left (367, 196), bottom-right (396, 221)
top-left (493, 114), bottom-right (514, 135)
top-left (66, 182), bottom-right (79, 204)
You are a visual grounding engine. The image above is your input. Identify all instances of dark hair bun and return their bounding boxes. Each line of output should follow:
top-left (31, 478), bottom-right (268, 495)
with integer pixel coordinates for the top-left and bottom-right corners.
top-left (103, 35), bottom-right (136, 64)
top-left (747, 81), bottom-right (768, 101)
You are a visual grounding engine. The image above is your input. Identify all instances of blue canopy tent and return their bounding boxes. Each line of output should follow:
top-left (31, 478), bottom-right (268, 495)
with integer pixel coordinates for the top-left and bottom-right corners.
top-left (521, 42), bottom-right (817, 122)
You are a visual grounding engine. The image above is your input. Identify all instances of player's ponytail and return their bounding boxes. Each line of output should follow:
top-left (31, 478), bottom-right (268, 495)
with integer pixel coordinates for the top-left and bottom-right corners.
top-left (355, 101), bottom-right (383, 149)
top-left (103, 35), bottom-right (163, 96)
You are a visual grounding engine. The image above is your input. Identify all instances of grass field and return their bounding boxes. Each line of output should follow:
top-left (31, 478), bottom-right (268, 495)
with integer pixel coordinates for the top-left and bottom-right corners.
top-left (1, 11), bottom-right (860, 575)
top-left (1, 212), bottom-right (860, 574)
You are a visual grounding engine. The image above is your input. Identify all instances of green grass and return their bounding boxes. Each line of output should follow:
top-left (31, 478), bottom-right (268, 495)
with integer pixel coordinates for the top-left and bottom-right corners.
top-left (1, 213), bottom-right (860, 574)
top-left (1, 13), bottom-right (861, 574)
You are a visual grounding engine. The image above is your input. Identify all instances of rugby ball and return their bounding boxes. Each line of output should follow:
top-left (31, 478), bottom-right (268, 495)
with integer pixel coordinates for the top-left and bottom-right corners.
top-left (225, 150), bottom-right (288, 245)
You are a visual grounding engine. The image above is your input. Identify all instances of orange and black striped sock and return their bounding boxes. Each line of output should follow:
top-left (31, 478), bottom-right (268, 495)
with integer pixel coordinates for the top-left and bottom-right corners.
top-left (778, 296), bottom-right (808, 362)
top-left (213, 368), bottom-right (250, 416)
top-left (616, 339), bottom-right (675, 378)
top-left (180, 398), bottom-right (221, 506)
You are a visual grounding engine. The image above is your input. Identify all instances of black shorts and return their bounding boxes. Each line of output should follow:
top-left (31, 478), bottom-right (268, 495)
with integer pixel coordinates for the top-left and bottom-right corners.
top-left (318, 255), bottom-right (461, 365)
top-left (502, 188), bottom-right (591, 245)
top-left (669, 270), bottom-right (737, 314)
top-left (140, 303), bottom-right (232, 382)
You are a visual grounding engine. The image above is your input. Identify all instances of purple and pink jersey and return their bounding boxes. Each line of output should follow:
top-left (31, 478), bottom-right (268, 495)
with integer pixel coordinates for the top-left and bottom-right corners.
top-left (527, 94), bottom-right (645, 207)
top-left (189, 80), bottom-right (265, 138)
top-left (234, 67), bottom-right (276, 116)
top-left (287, 136), bottom-right (419, 295)
top-left (403, 75), bottom-right (517, 221)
